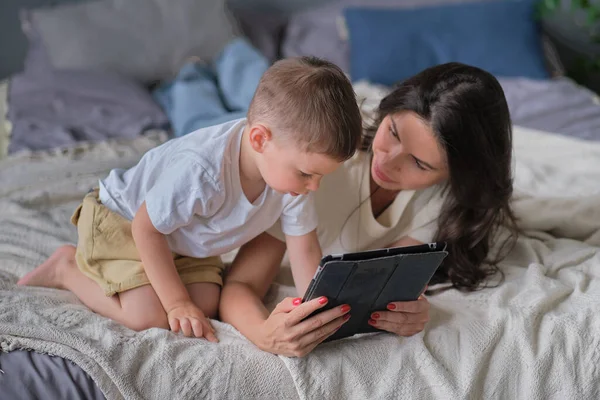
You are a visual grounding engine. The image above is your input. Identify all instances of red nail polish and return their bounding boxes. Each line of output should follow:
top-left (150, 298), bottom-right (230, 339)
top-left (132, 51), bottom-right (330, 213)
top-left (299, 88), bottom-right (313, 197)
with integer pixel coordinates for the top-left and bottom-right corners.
top-left (387, 303), bottom-right (397, 310)
top-left (368, 318), bottom-right (377, 325)
top-left (340, 304), bottom-right (351, 313)
top-left (343, 314), bottom-right (351, 321)
top-left (372, 313), bottom-right (380, 319)
top-left (292, 298), bottom-right (302, 306)
top-left (318, 296), bottom-right (328, 305)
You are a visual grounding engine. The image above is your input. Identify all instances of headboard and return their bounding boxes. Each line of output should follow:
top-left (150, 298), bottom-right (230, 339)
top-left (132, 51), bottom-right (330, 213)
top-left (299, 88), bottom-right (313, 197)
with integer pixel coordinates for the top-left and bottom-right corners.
top-left (0, 0), bottom-right (334, 80)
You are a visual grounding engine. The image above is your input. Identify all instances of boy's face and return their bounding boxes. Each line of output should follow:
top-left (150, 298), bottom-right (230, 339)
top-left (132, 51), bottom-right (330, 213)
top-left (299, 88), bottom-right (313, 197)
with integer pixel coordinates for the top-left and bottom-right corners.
top-left (259, 138), bottom-right (342, 196)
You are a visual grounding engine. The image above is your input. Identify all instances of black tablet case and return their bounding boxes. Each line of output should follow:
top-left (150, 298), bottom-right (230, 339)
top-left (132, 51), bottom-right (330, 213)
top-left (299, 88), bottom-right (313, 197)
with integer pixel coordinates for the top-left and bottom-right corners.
top-left (302, 242), bottom-right (448, 341)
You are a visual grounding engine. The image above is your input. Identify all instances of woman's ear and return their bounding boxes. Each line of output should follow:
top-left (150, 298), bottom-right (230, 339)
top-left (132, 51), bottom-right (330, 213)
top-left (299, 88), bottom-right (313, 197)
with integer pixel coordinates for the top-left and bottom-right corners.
top-left (248, 124), bottom-right (272, 153)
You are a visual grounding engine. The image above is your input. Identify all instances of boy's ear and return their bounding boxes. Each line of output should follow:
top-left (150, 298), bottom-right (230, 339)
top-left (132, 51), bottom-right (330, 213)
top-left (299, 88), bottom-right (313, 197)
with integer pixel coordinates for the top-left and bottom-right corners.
top-left (248, 124), bottom-right (272, 153)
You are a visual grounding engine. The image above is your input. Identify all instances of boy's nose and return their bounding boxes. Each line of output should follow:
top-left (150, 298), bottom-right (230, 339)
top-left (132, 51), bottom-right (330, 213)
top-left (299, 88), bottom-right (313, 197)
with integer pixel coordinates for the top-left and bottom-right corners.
top-left (306, 179), bottom-right (320, 192)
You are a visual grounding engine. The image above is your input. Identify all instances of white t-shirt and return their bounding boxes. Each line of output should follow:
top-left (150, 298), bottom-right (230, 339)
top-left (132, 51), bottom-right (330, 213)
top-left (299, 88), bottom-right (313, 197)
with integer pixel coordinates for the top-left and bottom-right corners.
top-left (99, 118), bottom-right (317, 258)
top-left (268, 151), bottom-right (445, 262)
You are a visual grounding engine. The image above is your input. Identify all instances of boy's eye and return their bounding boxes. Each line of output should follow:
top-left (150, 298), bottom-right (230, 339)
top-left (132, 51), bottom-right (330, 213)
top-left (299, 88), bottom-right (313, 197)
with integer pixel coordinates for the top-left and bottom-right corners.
top-left (299, 172), bottom-right (312, 178)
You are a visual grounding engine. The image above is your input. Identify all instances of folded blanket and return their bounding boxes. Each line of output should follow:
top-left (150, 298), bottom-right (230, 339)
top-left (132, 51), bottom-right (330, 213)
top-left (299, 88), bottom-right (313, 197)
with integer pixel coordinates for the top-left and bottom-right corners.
top-left (153, 38), bottom-right (268, 137)
top-left (1, 112), bottom-right (599, 398)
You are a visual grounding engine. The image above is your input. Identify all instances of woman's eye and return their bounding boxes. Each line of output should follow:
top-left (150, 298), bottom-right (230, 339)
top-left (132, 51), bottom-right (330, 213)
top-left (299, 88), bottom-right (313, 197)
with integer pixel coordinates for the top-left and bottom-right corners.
top-left (414, 158), bottom-right (427, 171)
top-left (389, 127), bottom-right (399, 140)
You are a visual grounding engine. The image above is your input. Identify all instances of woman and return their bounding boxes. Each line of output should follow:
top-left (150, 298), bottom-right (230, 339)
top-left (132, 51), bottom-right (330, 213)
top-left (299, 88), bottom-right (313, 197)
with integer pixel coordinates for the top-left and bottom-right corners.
top-left (219, 62), bottom-right (519, 356)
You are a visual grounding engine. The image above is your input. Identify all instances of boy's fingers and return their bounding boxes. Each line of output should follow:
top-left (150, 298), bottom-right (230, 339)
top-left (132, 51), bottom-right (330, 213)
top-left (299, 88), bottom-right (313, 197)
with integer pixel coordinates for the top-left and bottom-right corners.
top-left (180, 318), bottom-right (193, 337)
top-left (205, 327), bottom-right (219, 343)
top-left (169, 318), bottom-right (181, 333)
top-left (191, 319), bottom-right (204, 338)
top-left (206, 319), bottom-right (216, 334)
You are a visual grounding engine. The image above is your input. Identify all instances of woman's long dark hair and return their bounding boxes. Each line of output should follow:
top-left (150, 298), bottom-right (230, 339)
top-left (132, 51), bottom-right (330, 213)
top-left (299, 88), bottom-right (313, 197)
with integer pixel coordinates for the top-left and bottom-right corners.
top-left (363, 62), bottom-right (519, 291)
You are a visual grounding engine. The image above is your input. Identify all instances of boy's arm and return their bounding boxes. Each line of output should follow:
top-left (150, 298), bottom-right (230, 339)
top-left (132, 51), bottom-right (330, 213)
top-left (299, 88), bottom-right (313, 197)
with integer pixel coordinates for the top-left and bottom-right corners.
top-left (131, 202), bottom-right (191, 311)
top-left (132, 202), bottom-right (216, 340)
top-left (285, 230), bottom-right (322, 297)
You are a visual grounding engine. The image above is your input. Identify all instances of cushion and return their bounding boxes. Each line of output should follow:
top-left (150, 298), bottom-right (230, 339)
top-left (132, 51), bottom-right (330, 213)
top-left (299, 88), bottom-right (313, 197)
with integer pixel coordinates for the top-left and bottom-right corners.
top-left (231, 10), bottom-right (288, 62)
top-left (227, 0), bottom-right (335, 62)
top-left (9, 9), bottom-right (168, 154)
top-left (29, 0), bottom-right (239, 83)
top-left (344, 1), bottom-right (549, 85)
top-left (282, 0), bottom-right (499, 73)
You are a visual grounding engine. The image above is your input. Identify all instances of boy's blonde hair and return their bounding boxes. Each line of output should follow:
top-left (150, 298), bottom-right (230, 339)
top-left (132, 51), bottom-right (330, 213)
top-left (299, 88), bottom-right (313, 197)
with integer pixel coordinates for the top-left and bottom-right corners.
top-left (247, 56), bottom-right (362, 161)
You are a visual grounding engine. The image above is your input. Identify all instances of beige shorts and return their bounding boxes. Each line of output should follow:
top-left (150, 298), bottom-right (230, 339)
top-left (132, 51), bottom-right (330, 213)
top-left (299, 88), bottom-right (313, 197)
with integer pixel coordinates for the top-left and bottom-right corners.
top-left (71, 189), bottom-right (224, 297)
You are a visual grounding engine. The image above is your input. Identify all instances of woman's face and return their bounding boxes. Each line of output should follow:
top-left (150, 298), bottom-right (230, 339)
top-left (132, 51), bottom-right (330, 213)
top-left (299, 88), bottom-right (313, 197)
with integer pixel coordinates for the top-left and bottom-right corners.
top-left (371, 112), bottom-right (449, 191)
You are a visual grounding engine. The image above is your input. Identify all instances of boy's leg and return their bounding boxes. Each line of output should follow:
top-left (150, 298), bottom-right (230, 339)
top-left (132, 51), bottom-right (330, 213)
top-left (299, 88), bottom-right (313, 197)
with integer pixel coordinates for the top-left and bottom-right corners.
top-left (18, 245), bottom-right (168, 331)
top-left (186, 282), bottom-right (220, 319)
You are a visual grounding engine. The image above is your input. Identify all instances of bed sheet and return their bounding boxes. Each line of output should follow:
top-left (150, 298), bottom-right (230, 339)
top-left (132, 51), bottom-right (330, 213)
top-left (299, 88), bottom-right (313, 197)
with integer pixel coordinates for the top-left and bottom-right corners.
top-left (0, 350), bottom-right (105, 400)
top-left (499, 77), bottom-right (600, 142)
top-left (1, 85), bottom-right (600, 399)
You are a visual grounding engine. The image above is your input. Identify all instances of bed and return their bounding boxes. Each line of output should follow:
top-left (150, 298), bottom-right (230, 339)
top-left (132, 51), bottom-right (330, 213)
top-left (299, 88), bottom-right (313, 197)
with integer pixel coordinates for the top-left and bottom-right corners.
top-left (1, 0), bottom-right (600, 399)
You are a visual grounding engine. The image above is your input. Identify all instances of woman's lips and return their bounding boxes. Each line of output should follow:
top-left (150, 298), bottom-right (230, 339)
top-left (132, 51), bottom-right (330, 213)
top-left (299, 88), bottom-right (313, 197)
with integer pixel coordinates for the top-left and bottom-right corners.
top-left (373, 161), bottom-right (393, 183)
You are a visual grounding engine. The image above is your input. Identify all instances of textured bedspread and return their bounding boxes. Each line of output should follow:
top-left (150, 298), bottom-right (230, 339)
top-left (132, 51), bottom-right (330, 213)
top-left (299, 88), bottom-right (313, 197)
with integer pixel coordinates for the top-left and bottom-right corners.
top-left (0, 120), bottom-right (599, 399)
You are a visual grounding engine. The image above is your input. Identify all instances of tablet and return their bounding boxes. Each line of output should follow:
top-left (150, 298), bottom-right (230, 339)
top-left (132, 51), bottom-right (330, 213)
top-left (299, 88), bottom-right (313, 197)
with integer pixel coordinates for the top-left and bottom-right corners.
top-left (302, 242), bottom-right (448, 341)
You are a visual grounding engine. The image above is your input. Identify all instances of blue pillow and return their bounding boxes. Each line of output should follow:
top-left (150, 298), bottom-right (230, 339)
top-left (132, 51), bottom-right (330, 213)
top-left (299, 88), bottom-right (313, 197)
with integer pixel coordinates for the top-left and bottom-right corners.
top-left (344, 1), bottom-right (549, 86)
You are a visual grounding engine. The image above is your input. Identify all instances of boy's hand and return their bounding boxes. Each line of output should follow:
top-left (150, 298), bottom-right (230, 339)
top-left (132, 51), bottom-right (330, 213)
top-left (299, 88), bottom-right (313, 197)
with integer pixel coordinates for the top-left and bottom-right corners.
top-left (167, 301), bottom-right (218, 342)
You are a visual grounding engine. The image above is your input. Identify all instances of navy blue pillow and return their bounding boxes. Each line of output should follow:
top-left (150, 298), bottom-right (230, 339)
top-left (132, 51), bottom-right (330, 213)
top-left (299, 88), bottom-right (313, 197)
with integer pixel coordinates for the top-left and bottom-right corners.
top-left (344, 0), bottom-right (549, 86)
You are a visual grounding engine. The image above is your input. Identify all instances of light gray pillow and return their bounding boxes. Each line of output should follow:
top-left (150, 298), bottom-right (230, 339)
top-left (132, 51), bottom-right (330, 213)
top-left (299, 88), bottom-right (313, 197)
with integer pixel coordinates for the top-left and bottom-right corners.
top-left (31, 0), bottom-right (239, 83)
top-left (227, 0), bottom-right (333, 62)
top-left (282, 0), bottom-right (497, 73)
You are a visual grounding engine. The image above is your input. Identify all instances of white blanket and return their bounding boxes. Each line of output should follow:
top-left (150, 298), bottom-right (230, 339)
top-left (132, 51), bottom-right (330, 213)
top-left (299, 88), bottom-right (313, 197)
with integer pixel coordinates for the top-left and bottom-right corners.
top-left (1, 123), bottom-right (600, 399)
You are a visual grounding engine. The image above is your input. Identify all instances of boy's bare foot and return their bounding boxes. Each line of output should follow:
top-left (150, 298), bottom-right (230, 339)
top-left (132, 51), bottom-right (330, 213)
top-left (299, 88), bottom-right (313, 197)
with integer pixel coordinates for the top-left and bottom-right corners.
top-left (17, 245), bottom-right (77, 289)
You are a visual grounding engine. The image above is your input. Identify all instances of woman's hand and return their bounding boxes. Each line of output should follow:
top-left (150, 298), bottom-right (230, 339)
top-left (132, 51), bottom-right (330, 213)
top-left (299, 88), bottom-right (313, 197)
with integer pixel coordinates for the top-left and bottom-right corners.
top-left (368, 295), bottom-right (430, 337)
top-left (256, 296), bottom-right (351, 357)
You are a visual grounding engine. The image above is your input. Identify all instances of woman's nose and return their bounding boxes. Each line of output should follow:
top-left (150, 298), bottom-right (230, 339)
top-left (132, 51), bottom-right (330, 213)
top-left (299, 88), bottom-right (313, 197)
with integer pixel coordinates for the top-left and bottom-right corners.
top-left (381, 151), bottom-right (404, 171)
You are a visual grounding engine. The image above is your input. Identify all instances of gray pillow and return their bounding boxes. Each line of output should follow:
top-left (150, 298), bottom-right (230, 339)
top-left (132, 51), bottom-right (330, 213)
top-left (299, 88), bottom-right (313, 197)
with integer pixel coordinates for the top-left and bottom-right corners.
top-left (231, 10), bottom-right (288, 62)
top-left (227, 0), bottom-right (334, 62)
top-left (30, 0), bottom-right (239, 83)
top-left (282, 0), bottom-right (499, 73)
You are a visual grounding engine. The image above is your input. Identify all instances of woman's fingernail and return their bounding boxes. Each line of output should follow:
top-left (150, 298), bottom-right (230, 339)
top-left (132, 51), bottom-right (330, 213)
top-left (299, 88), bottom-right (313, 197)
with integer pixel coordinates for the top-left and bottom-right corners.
top-left (368, 318), bottom-right (377, 325)
top-left (292, 298), bottom-right (302, 306)
top-left (318, 296), bottom-right (328, 305)
top-left (371, 313), bottom-right (380, 319)
top-left (340, 304), bottom-right (351, 313)
top-left (387, 303), bottom-right (397, 310)
top-left (343, 314), bottom-right (351, 321)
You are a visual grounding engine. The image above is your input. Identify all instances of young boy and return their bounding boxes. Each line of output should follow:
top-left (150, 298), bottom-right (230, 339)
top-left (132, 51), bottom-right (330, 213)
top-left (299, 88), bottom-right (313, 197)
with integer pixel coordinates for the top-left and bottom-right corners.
top-left (18, 57), bottom-right (363, 341)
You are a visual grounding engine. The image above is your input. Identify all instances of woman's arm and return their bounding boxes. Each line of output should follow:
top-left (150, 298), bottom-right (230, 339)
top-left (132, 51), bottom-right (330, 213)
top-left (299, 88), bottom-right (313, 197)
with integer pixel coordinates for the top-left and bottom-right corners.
top-left (388, 236), bottom-right (423, 248)
top-left (219, 232), bottom-right (351, 357)
top-left (220, 232), bottom-right (286, 326)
